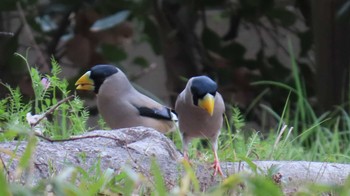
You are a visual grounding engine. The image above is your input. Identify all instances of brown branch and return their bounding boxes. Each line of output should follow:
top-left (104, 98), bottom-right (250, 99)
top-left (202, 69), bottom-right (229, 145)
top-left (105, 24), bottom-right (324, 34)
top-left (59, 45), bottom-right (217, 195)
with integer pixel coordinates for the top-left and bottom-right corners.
top-left (0, 130), bottom-right (114, 143)
top-left (31, 95), bottom-right (75, 127)
top-left (0, 154), bottom-right (9, 179)
top-left (0, 128), bottom-right (125, 145)
top-left (35, 133), bottom-right (124, 144)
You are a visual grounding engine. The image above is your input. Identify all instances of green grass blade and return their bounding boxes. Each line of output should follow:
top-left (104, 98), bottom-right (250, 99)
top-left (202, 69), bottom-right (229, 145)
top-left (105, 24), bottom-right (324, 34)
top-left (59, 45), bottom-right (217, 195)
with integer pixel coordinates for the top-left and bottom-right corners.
top-left (269, 91), bottom-right (291, 159)
top-left (238, 156), bottom-right (257, 174)
top-left (247, 176), bottom-right (283, 196)
top-left (251, 81), bottom-right (297, 94)
top-left (259, 104), bottom-right (281, 122)
top-left (288, 37), bottom-right (305, 123)
top-left (245, 88), bottom-right (269, 116)
top-left (290, 118), bottom-right (331, 144)
top-left (151, 158), bottom-right (167, 196)
top-left (182, 159), bottom-right (200, 193)
top-left (0, 171), bottom-right (10, 196)
top-left (19, 136), bottom-right (37, 170)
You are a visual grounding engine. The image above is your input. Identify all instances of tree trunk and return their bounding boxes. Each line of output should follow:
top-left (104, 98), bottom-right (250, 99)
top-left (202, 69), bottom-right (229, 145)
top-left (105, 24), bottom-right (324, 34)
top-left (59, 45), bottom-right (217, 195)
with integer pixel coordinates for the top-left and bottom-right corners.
top-left (312, 0), bottom-right (350, 112)
top-left (153, 0), bottom-right (211, 103)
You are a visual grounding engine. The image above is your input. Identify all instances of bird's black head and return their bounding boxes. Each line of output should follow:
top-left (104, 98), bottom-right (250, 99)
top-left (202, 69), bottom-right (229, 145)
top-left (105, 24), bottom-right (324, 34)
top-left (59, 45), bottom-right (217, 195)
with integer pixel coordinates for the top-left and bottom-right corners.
top-left (89, 64), bottom-right (119, 93)
top-left (190, 76), bottom-right (217, 106)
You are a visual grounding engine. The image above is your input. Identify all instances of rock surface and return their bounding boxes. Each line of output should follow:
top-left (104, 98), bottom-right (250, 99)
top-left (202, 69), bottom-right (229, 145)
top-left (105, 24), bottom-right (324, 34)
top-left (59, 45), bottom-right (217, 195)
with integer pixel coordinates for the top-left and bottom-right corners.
top-left (1, 126), bottom-right (350, 192)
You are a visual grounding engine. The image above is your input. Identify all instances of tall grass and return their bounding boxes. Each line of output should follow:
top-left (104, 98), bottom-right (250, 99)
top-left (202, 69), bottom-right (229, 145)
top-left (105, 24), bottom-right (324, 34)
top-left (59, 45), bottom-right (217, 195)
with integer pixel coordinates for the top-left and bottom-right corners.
top-left (243, 38), bottom-right (350, 163)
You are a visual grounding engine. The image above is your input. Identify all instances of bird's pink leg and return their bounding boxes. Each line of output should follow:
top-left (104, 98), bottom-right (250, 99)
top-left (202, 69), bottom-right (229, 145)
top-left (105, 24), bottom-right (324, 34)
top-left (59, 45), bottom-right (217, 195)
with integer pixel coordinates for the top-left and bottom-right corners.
top-left (212, 148), bottom-right (223, 176)
top-left (183, 150), bottom-right (189, 161)
top-left (182, 136), bottom-right (191, 163)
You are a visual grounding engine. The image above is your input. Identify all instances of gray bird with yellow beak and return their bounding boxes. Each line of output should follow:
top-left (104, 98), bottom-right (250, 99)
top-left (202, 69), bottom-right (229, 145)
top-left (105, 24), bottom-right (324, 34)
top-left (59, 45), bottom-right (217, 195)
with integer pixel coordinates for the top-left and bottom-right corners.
top-left (75, 64), bottom-right (177, 133)
top-left (175, 76), bottom-right (225, 176)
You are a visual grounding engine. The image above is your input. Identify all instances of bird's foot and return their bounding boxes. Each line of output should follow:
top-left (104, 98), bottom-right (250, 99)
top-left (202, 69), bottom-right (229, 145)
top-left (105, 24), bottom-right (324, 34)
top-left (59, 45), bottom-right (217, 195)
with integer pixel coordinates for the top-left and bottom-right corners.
top-left (212, 160), bottom-right (223, 176)
top-left (180, 152), bottom-right (192, 166)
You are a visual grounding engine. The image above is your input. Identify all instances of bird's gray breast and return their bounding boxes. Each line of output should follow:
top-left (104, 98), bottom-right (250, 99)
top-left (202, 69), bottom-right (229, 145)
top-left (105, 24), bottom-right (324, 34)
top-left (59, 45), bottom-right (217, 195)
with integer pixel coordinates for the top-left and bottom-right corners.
top-left (177, 104), bottom-right (223, 138)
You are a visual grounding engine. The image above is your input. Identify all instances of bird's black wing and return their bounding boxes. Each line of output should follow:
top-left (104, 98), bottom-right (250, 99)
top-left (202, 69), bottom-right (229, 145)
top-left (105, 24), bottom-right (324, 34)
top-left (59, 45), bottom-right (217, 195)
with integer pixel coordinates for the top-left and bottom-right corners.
top-left (137, 106), bottom-right (177, 121)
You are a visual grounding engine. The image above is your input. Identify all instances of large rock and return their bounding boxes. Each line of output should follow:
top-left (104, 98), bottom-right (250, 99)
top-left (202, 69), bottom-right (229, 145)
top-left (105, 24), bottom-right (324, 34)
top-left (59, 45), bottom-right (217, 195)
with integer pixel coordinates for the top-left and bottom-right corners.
top-left (1, 126), bottom-right (350, 193)
top-left (1, 127), bottom-right (181, 187)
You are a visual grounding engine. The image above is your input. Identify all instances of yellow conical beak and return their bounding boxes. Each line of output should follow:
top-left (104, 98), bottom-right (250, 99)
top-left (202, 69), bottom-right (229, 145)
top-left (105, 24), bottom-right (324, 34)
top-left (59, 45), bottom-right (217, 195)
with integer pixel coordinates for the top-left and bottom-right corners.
top-left (198, 93), bottom-right (215, 116)
top-left (75, 71), bottom-right (94, 91)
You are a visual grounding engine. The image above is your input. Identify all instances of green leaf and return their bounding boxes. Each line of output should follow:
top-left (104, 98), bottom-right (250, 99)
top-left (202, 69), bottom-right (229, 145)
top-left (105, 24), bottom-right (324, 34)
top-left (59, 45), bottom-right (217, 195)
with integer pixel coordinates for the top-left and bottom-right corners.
top-left (45, 98), bottom-right (51, 107)
top-left (87, 168), bottom-right (114, 195)
top-left (55, 167), bottom-right (76, 182)
top-left (267, 8), bottom-right (296, 27)
top-left (202, 27), bottom-right (221, 52)
top-left (10, 183), bottom-right (35, 196)
top-left (143, 17), bottom-right (162, 55)
top-left (240, 0), bottom-right (274, 18)
top-left (231, 106), bottom-right (245, 131)
top-left (182, 159), bottom-right (200, 192)
top-left (121, 167), bottom-right (138, 196)
top-left (150, 159), bottom-right (166, 196)
top-left (0, 171), bottom-right (10, 196)
top-left (99, 44), bottom-right (127, 63)
top-left (19, 136), bottom-right (38, 169)
top-left (220, 42), bottom-right (246, 63)
top-left (247, 176), bottom-right (283, 196)
top-left (0, 0), bottom-right (17, 11)
top-left (220, 173), bottom-right (243, 189)
top-left (90, 10), bottom-right (130, 32)
top-left (238, 155), bottom-right (258, 174)
top-left (132, 56), bottom-right (149, 68)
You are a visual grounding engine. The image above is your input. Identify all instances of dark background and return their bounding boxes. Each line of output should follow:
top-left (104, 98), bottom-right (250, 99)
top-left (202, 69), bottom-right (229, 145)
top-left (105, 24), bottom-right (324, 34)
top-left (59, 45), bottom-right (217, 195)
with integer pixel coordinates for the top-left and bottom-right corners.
top-left (1, 0), bottom-right (350, 131)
